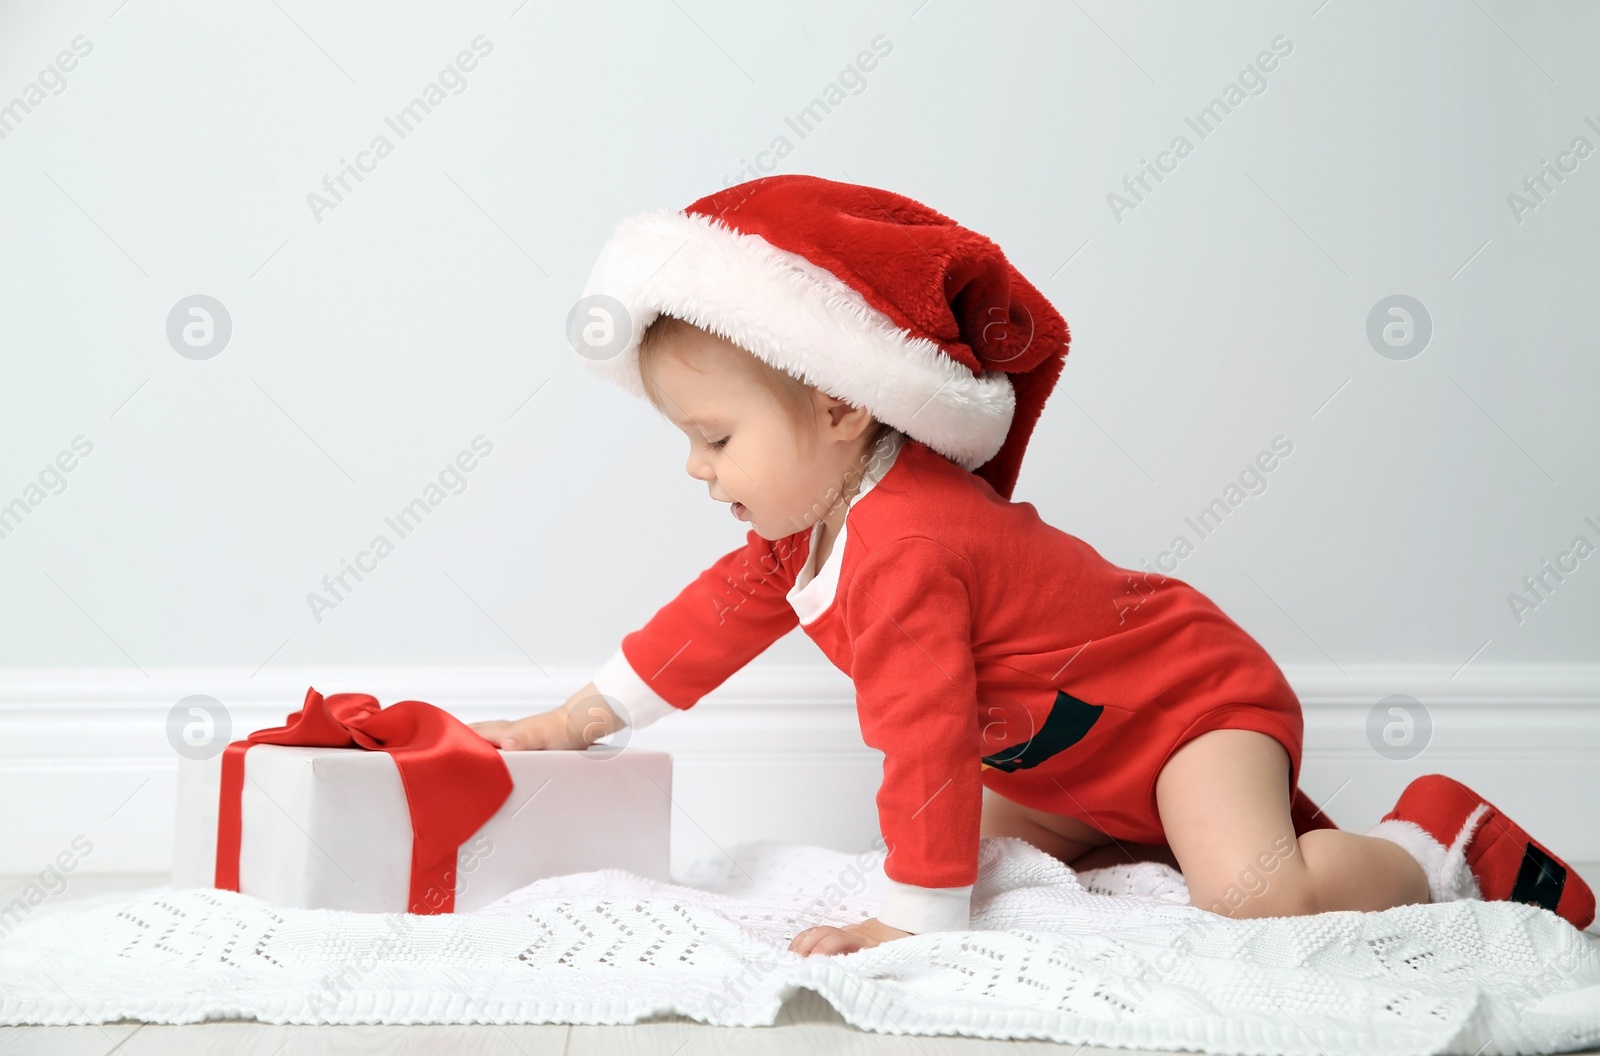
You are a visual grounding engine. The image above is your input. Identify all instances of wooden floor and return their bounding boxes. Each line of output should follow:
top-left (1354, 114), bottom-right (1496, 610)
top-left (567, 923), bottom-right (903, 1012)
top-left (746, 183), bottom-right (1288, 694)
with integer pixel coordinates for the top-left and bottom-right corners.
top-left (2, 871), bottom-right (1597, 1056)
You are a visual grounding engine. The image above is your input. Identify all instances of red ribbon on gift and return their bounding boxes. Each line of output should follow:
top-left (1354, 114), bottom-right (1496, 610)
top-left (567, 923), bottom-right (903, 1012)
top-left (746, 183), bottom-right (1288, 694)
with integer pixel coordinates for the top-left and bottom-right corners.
top-left (214, 686), bottom-right (514, 914)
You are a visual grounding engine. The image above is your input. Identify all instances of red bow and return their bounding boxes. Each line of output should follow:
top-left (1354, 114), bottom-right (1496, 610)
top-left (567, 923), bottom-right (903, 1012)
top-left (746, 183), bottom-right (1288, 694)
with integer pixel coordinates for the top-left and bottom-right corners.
top-left (214, 686), bottom-right (513, 914)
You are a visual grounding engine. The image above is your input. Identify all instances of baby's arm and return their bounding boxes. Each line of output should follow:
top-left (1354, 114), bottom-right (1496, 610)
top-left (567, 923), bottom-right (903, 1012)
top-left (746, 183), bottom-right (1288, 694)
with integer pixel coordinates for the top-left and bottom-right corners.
top-left (472, 527), bottom-right (804, 749)
top-left (794, 536), bottom-right (984, 954)
top-left (468, 681), bottom-right (626, 751)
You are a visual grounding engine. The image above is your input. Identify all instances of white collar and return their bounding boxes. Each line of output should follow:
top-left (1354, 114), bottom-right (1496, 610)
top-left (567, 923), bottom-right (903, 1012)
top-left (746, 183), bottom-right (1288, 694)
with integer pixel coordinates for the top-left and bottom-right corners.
top-left (786, 430), bottom-right (905, 624)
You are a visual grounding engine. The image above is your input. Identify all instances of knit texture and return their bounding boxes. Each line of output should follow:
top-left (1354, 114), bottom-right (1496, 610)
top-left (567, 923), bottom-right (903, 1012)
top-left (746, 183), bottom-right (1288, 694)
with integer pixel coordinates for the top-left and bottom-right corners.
top-left (2, 837), bottom-right (1597, 1055)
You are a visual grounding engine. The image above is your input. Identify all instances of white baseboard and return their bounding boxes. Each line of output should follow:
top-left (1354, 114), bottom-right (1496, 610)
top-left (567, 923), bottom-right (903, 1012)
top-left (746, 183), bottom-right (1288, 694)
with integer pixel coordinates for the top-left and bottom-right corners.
top-left (1, 663), bottom-right (1597, 877)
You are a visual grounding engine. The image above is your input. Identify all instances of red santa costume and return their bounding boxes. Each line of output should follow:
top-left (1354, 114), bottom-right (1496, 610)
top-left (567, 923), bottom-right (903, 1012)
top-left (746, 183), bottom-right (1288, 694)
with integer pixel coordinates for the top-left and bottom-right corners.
top-left (570, 175), bottom-right (1595, 935)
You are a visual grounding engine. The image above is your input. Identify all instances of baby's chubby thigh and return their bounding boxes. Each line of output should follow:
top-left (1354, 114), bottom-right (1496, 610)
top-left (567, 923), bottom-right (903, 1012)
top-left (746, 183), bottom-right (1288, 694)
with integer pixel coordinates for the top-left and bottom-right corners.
top-left (1154, 728), bottom-right (1315, 918)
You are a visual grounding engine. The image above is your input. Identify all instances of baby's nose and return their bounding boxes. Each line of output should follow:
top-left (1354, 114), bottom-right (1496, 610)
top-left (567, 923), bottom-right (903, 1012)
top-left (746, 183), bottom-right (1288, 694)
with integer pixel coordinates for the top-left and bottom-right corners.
top-left (685, 451), bottom-right (714, 482)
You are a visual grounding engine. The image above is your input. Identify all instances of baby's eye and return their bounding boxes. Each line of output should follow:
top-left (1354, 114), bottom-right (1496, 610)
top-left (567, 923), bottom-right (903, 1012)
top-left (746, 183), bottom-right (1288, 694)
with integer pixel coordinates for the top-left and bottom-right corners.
top-left (709, 436), bottom-right (729, 450)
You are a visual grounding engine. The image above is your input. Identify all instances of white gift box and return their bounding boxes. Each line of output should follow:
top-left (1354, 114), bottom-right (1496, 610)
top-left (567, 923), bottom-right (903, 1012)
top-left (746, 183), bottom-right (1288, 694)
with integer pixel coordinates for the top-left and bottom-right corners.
top-left (172, 744), bottom-right (672, 912)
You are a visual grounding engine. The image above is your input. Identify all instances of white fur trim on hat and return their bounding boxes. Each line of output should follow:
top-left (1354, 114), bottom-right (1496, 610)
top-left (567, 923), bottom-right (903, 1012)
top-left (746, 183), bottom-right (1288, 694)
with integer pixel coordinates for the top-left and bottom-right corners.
top-left (1365, 802), bottom-right (1489, 904)
top-left (577, 208), bottom-right (1016, 471)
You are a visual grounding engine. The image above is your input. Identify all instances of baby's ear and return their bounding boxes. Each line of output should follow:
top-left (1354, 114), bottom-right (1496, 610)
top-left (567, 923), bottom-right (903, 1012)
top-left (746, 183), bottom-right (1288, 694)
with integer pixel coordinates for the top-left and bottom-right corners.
top-left (820, 392), bottom-right (874, 437)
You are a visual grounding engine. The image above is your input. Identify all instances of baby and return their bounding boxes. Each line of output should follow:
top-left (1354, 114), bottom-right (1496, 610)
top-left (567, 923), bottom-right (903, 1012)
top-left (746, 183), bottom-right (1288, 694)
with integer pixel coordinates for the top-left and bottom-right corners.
top-left (474, 175), bottom-right (1594, 955)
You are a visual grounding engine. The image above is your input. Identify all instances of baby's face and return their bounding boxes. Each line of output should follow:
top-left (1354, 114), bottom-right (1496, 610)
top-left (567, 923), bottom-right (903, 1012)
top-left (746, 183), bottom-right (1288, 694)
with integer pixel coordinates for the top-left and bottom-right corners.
top-left (647, 329), bottom-right (849, 541)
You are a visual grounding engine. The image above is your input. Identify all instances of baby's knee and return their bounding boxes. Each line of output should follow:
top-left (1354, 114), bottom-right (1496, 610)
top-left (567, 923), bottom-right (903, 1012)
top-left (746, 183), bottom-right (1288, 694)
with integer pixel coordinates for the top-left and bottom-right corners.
top-left (1195, 879), bottom-right (1318, 919)
top-left (1186, 839), bottom-right (1317, 918)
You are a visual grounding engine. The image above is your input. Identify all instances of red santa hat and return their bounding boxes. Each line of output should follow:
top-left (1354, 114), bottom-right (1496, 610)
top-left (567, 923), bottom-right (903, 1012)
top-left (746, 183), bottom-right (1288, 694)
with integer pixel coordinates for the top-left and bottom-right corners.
top-left (573, 174), bottom-right (1070, 500)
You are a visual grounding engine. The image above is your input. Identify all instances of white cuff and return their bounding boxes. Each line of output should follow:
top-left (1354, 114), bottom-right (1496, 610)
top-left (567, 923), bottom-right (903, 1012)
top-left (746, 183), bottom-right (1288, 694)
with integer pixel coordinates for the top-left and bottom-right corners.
top-left (1366, 807), bottom-right (1487, 904)
top-left (878, 878), bottom-right (972, 934)
top-left (590, 646), bottom-right (681, 731)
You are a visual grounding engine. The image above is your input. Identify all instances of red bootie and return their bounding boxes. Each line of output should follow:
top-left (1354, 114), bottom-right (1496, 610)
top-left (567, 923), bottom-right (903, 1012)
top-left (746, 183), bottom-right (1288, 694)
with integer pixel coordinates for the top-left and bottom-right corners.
top-left (1365, 774), bottom-right (1594, 931)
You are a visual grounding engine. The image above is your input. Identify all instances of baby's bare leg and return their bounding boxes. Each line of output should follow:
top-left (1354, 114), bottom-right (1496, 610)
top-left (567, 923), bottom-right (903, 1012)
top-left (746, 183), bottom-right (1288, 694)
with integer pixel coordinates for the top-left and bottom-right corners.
top-left (1071, 840), bottom-right (1181, 871)
top-left (980, 787), bottom-right (1114, 865)
top-left (1155, 729), bottom-right (1428, 917)
top-left (1292, 828), bottom-right (1432, 911)
top-left (982, 788), bottom-right (1181, 870)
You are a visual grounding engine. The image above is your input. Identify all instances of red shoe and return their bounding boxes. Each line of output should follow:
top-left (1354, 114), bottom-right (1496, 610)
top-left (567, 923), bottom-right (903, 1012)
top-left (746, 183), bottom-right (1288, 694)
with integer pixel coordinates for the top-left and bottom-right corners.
top-left (1365, 774), bottom-right (1594, 931)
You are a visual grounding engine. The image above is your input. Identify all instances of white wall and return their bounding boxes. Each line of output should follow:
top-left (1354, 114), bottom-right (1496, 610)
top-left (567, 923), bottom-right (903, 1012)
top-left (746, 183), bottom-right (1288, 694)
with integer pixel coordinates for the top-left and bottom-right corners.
top-left (1, 0), bottom-right (1597, 876)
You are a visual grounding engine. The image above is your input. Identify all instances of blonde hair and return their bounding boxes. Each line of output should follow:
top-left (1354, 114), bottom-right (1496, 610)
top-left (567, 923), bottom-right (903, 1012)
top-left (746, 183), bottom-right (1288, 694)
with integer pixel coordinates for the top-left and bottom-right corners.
top-left (635, 314), bottom-right (896, 452)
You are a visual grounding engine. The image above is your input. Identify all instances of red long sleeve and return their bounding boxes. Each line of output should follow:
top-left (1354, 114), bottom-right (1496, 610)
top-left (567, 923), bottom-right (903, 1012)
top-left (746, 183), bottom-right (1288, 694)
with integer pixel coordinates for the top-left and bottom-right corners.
top-left (614, 529), bottom-right (805, 711)
top-left (843, 536), bottom-right (984, 890)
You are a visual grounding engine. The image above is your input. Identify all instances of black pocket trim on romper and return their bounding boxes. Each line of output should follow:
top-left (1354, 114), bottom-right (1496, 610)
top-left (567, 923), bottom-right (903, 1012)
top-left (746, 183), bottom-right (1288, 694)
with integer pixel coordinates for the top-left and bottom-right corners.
top-left (982, 689), bottom-right (1104, 772)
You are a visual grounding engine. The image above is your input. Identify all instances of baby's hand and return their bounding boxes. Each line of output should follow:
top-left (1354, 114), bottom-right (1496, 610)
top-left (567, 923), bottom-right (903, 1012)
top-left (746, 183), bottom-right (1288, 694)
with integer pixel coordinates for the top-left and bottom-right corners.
top-left (788, 917), bottom-right (913, 956)
top-left (469, 712), bottom-right (576, 751)
top-left (470, 681), bottom-right (626, 751)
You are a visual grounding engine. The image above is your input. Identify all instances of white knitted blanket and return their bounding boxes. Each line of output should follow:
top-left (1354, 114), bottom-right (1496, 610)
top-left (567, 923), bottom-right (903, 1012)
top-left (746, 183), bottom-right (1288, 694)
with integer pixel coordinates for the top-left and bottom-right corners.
top-left (2, 837), bottom-right (1597, 1056)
